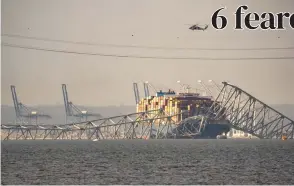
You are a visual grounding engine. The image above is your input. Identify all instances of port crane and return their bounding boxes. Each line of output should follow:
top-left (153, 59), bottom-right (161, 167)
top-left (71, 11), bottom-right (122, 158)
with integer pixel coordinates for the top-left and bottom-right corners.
top-left (133, 81), bottom-right (158, 104)
top-left (143, 82), bottom-right (150, 98)
top-left (62, 84), bottom-right (101, 124)
top-left (10, 85), bottom-right (51, 125)
top-left (143, 81), bottom-right (158, 97)
top-left (133, 83), bottom-right (140, 104)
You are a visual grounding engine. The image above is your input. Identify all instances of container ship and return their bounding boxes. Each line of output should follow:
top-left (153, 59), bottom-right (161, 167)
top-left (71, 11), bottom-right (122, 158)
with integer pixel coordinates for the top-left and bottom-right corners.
top-left (136, 88), bottom-right (230, 139)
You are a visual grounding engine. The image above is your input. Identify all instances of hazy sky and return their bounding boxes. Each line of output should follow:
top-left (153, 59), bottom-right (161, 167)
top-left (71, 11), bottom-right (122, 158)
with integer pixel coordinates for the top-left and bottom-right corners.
top-left (1, 0), bottom-right (294, 106)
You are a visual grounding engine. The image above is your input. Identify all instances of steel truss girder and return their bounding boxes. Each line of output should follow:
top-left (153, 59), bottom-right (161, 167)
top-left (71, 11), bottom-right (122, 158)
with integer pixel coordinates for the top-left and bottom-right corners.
top-left (1, 109), bottom-right (185, 140)
top-left (174, 115), bottom-right (207, 136)
top-left (207, 82), bottom-right (294, 139)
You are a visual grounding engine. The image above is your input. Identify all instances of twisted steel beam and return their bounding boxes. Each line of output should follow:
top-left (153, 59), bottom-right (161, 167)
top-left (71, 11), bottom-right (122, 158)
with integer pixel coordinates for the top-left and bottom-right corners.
top-left (207, 82), bottom-right (294, 139)
top-left (1, 109), bottom-right (188, 140)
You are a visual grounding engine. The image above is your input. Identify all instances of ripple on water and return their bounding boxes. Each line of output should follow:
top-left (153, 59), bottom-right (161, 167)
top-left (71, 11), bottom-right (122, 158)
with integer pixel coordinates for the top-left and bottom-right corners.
top-left (1, 139), bottom-right (294, 185)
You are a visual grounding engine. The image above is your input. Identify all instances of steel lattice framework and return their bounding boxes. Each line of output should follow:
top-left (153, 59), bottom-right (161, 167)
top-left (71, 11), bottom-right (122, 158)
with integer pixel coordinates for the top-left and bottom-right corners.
top-left (1, 109), bottom-right (188, 140)
top-left (207, 82), bottom-right (294, 139)
top-left (2, 82), bottom-right (293, 140)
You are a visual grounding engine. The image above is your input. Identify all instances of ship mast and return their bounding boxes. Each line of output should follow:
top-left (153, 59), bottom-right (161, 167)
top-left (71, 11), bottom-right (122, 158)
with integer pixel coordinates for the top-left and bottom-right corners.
top-left (176, 80), bottom-right (191, 93)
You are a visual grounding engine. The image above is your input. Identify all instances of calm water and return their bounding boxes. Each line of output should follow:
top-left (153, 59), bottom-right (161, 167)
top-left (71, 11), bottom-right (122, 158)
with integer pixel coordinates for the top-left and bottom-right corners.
top-left (1, 139), bottom-right (294, 185)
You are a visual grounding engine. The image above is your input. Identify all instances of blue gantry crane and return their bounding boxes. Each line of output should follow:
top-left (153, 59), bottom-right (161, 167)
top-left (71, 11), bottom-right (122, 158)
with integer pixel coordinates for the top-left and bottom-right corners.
top-left (10, 85), bottom-right (51, 125)
top-left (133, 82), bottom-right (140, 104)
top-left (143, 82), bottom-right (150, 98)
top-left (133, 81), bottom-right (159, 104)
top-left (62, 84), bottom-right (101, 124)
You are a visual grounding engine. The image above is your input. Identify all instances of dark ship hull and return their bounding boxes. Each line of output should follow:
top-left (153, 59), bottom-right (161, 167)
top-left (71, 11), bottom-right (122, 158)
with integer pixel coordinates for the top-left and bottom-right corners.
top-left (173, 115), bottom-right (231, 139)
top-left (191, 124), bottom-right (231, 139)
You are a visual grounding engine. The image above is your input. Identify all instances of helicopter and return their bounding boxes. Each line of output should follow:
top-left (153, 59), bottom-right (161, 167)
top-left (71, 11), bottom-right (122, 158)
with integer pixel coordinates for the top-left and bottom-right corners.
top-left (188, 24), bottom-right (208, 31)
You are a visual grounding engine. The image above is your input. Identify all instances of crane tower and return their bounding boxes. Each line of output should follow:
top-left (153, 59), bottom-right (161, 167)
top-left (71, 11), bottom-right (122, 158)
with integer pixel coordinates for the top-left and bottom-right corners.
top-left (62, 84), bottom-right (101, 124)
top-left (10, 85), bottom-right (51, 125)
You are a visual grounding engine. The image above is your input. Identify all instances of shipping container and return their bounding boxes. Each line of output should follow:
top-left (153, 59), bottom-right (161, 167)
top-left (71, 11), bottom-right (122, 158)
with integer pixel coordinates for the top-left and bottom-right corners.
top-left (135, 91), bottom-right (216, 123)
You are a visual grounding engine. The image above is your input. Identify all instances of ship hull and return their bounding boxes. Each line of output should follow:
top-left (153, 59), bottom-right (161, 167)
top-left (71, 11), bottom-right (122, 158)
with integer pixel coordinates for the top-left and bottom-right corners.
top-left (192, 124), bottom-right (231, 139)
top-left (173, 116), bottom-right (231, 139)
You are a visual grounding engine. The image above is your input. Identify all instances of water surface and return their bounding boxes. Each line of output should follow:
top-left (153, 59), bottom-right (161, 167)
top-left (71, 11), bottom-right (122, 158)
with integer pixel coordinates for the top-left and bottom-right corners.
top-left (2, 139), bottom-right (294, 185)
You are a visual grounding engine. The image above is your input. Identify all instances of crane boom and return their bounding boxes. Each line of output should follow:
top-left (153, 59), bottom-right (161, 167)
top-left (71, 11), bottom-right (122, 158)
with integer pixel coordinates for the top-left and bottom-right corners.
top-left (61, 84), bottom-right (101, 124)
top-left (62, 84), bottom-right (71, 116)
top-left (133, 83), bottom-right (140, 104)
top-left (143, 82), bottom-right (150, 98)
top-left (10, 85), bottom-right (52, 124)
top-left (10, 85), bottom-right (20, 118)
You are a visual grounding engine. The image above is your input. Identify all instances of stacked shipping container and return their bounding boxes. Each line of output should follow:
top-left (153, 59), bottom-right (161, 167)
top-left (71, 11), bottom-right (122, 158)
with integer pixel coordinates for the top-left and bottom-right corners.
top-left (136, 93), bottom-right (216, 124)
